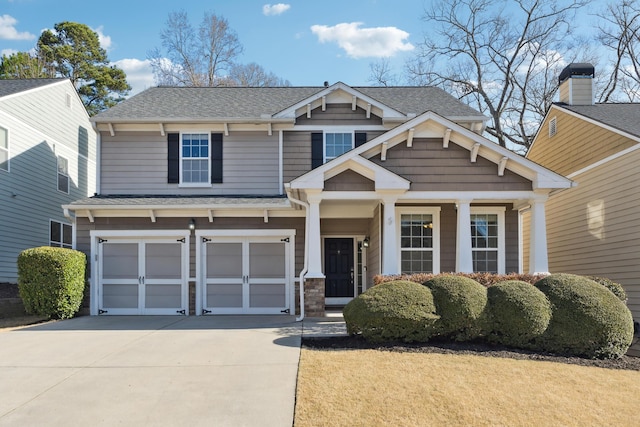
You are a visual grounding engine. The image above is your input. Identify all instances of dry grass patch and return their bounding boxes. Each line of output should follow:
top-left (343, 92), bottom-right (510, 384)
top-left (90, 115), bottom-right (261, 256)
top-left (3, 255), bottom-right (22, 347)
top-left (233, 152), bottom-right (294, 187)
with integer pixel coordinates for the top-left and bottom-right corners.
top-left (295, 349), bottom-right (640, 426)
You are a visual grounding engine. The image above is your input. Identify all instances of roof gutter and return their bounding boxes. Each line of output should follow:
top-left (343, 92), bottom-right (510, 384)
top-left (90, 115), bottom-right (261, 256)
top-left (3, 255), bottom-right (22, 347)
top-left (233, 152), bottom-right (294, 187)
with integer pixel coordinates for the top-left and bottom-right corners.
top-left (285, 184), bottom-right (308, 322)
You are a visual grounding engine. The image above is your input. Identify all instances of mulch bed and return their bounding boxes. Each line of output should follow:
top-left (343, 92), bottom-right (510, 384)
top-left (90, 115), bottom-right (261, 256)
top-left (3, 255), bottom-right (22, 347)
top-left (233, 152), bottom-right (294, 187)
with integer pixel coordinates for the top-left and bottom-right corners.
top-left (302, 335), bottom-right (640, 371)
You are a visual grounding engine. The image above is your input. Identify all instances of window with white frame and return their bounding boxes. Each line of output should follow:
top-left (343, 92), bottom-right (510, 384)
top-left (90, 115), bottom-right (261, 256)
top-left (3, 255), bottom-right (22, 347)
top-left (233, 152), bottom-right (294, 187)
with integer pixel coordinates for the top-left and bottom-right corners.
top-left (181, 133), bottom-right (209, 184)
top-left (50, 220), bottom-right (72, 248)
top-left (0, 126), bottom-right (8, 172)
top-left (399, 209), bottom-right (440, 274)
top-left (470, 208), bottom-right (505, 274)
top-left (325, 132), bottom-right (353, 162)
top-left (57, 155), bottom-right (69, 193)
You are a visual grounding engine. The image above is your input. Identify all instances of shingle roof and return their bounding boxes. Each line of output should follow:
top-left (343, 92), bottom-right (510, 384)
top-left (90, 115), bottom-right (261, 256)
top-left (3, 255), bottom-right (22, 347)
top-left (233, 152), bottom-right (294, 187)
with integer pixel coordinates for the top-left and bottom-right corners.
top-left (0, 78), bottom-right (64, 98)
top-left (92, 84), bottom-right (485, 122)
top-left (558, 103), bottom-right (640, 139)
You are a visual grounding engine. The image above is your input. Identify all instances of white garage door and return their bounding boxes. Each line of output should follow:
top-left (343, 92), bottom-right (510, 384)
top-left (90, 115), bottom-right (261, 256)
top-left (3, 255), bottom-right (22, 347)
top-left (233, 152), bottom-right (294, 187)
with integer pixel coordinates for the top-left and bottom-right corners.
top-left (199, 233), bottom-right (293, 315)
top-left (96, 236), bottom-right (189, 315)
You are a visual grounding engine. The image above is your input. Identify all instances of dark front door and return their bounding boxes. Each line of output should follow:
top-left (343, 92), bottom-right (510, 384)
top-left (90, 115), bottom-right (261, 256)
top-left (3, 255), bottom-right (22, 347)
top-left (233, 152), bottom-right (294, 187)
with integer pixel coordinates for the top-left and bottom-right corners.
top-left (324, 238), bottom-right (354, 298)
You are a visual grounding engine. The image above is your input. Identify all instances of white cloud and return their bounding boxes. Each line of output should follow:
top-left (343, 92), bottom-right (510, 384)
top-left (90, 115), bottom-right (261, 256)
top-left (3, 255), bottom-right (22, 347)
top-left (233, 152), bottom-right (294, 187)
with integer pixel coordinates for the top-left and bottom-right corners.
top-left (1, 48), bottom-right (18, 56)
top-left (93, 26), bottom-right (112, 51)
top-left (311, 22), bottom-right (414, 59)
top-left (112, 58), bottom-right (155, 96)
top-left (0, 15), bottom-right (35, 40)
top-left (263, 3), bottom-right (290, 16)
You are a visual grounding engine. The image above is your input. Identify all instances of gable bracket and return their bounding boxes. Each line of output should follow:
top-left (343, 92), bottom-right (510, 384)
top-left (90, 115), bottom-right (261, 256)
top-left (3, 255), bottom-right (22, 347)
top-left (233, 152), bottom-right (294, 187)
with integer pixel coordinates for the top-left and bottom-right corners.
top-left (263, 209), bottom-right (269, 223)
top-left (366, 103), bottom-right (372, 119)
top-left (267, 122), bottom-right (272, 136)
top-left (322, 96), bottom-right (326, 111)
top-left (307, 103), bottom-right (312, 119)
top-left (86, 210), bottom-right (94, 223)
top-left (471, 143), bottom-right (481, 163)
top-left (407, 128), bottom-right (415, 147)
top-left (443, 128), bottom-right (452, 148)
top-left (159, 123), bottom-right (165, 136)
top-left (149, 209), bottom-right (156, 223)
top-left (223, 123), bottom-right (229, 136)
top-left (381, 141), bottom-right (389, 161)
top-left (108, 123), bottom-right (115, 137)
top-left (352, 96), bottom-right (357, 111)
top-left (498, 156), bottom-right (508, 176)
top-left (208, 209), bottom-right (214, 222)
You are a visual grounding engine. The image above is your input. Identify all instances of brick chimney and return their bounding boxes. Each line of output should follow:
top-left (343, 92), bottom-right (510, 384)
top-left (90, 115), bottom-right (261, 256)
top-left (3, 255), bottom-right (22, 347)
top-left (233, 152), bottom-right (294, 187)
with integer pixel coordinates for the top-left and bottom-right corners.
top-left (558, 63), bottom-right (595, 105)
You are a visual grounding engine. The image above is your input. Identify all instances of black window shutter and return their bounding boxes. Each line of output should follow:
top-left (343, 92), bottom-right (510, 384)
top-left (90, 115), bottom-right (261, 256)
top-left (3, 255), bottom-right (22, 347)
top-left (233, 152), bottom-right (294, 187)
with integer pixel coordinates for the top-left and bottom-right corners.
top-left (311, 132), bottom-right (323, 168)
top-left (167, 133), bottom-right (179, 183)
top-left (355, 132), bottom-right (367, 147)
top-left (211, 133), bottom-right (223, 183)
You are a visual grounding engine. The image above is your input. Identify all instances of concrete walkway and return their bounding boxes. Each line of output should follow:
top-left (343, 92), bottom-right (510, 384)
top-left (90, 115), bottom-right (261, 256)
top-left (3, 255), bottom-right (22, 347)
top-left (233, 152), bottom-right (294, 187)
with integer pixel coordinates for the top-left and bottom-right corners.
top-left (0, 315), bottom-right (310, 427)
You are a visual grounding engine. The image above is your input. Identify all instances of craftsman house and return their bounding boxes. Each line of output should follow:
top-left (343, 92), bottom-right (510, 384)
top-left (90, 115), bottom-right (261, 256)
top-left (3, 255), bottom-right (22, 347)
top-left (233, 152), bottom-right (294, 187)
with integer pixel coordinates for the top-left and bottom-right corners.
top-left (63, 82), bottom-right (571, 317)
top-left (0, 79), bottom-right (96, 283)
top-left (526, 63), bottom-right (640, 330)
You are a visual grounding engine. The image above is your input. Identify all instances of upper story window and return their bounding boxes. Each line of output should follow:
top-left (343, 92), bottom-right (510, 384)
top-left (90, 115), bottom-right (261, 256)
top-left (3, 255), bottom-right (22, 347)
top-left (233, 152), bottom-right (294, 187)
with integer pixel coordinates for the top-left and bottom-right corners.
top-left (325, 132), bottom-right (353, 162)
top-left (0, 126), bottom-right (8, 172)
top-left (50, 220), bottom-right (72, 249)
top-left (181, 133), bottom-right (210, 184)
top-left (470, 208), bottom-right (505, 274)
top-left (57, 155), bottom-right (69, 193)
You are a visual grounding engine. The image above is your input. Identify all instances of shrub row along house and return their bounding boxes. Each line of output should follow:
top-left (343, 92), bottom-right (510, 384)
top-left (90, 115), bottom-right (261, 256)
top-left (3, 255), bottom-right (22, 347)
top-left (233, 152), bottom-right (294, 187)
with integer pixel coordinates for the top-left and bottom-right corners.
top-left (525, 63), bottom-right (640, 344)
top-left (61, 81), bottom-right (571, 317)
top-left (0, 79), bottom-right (96, 283)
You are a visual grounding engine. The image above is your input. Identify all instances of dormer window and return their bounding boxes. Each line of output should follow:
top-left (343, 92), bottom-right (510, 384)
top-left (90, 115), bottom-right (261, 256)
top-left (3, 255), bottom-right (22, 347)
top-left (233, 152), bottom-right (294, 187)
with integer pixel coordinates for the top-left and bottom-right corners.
top-left (325, 132), bottom-right (353, 162)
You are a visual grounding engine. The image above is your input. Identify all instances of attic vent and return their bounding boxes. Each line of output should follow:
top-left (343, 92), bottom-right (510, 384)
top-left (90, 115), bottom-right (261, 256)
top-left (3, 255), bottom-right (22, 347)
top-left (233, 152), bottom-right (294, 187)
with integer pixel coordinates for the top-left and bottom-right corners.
top-left (66, 93), bottom-right (72, 108)
top-left (548, 117), bottom-right (557, 138)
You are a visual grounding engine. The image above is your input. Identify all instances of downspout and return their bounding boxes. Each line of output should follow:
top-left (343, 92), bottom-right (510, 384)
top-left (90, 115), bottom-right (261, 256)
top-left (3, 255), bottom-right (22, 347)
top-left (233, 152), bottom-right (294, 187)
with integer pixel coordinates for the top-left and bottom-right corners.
top-left (285, 184), bottom-right (308, 322)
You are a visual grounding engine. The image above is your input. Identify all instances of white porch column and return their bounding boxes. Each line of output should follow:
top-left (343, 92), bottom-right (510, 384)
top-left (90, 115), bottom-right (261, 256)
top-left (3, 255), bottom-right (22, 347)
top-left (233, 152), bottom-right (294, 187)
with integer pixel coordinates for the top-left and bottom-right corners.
top-left (381, 195), bottom-right (399, 275)
top-left (306, 192), bottom-right (325, 278)
top-left (456, 200), bottom-right (474, 273)
top-left (529, 196), bottom-right (550, 274)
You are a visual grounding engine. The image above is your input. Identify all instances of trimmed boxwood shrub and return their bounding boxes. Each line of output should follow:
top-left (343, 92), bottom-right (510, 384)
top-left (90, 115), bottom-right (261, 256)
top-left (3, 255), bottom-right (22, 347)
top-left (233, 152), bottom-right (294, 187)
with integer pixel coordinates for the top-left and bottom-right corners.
top-left (535, 273), bottom-right (634, 358)
top-left (17, 246), bottom-right (86, 319)
top-left (343, 280), bottom-right (439, 343)
top-left (423, 275), bottom-right (487, 341)
top-left (486, 281), bottom-right (551, 348)
top-left (588, 276), bottom-right (627, 303)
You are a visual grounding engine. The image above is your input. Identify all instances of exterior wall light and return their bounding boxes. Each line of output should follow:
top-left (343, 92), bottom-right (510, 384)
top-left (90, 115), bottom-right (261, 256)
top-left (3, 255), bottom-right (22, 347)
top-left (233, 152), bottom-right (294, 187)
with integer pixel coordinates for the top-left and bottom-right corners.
top-left (189, 218), bottom-right (196, 231)
top-left (362, 237), bottom-right (370, 248)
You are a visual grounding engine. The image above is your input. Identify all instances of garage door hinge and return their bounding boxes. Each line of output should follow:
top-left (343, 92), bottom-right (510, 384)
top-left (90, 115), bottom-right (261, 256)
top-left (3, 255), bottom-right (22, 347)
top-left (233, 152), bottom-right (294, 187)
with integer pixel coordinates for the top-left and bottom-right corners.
top-left (98, 238), bottom-right (108, 243)
top-left (280, 308), bottom-right (290, 314)
top-left (280, 238), bottom-right (289, 242)
top-left (176, 309), bottom-right (186, 315)
top-left (98, 309), bottom-right (108, 315)
top-left (202, 237), bottom-right (212, 243)
top-left (176, 238), bottom-right (185, 243)
top-left (202, 309), bottom-right (212, 315)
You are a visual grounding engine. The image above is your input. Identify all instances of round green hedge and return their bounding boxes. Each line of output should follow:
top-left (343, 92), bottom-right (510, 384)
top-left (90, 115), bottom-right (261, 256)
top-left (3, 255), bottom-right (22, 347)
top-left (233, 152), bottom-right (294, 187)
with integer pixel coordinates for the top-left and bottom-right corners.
top-left (423, 275), bottom-right (487, 341)
top-left (588, 276), bottom-right (627, 303)
top-left (535, 273), bottom-right (634, 358)
top-left (343, 280), bottom-right (439, 343)
top-left (486, 280), bottom-right (551, 348)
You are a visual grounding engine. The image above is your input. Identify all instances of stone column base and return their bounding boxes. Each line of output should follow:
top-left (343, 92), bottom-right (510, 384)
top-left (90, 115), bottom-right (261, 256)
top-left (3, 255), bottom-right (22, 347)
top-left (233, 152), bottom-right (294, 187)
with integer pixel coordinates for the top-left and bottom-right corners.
top-left (304, 277), bottom-right (325, 317)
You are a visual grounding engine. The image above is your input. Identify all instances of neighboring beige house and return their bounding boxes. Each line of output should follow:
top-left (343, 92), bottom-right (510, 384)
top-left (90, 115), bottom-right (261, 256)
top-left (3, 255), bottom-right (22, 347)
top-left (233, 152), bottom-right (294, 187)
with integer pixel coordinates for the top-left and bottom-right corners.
top-left (63, 82), bottom-right (570, 317)
top-left (526, 63), bottom-right (640, 337)
top-left (0, 79), bottom-right (97, 283)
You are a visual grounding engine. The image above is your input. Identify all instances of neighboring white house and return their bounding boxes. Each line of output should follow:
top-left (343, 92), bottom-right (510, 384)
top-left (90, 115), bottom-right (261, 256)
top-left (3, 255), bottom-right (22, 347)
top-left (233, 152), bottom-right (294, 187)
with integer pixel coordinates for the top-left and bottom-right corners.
top-left (0, 79), bottom-right (97, 283)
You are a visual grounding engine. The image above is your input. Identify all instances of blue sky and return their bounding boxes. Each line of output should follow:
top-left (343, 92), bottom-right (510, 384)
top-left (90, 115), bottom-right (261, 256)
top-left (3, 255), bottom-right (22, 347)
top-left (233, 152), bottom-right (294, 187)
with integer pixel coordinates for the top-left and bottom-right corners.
top-left (1, 0), bottom-right (604, 95)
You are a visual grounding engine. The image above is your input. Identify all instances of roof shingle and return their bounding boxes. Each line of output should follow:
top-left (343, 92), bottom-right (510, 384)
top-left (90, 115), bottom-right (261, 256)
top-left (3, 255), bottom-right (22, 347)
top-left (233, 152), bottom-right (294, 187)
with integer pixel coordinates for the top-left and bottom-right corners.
top-left (558, 103), bottom-right (640, 139)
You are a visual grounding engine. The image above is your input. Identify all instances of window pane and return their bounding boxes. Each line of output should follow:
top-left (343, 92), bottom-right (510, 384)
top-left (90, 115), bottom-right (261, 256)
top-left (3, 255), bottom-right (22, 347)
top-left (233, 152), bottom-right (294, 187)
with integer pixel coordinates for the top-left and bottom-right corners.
top-left (471, 213), bottom-right (499, 273)
top-left (401, 251), bottom-right (433, 274)
top-left (0, 149), bottom-right (7, 171)
top-left (473, 251), bottom-right (498, 273)
top-left (50, 221), bottom-right (61, 244)
top-left (0, 127), bottom-right (7, 149)
top-left (325, 132), bottom-right (353, 160)
top-left (57, 156), bottom-right (68, 174)
top-left (62, 224), bottom-right (72, 245)
top-left (400, 214), bottom-right (433, 249)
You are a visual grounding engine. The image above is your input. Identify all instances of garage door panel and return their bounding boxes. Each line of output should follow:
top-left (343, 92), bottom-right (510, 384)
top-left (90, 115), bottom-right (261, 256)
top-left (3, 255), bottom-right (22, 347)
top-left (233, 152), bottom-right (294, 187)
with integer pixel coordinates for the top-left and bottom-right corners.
top-left (207, 243), bottom-right (242, 278)
top-left (250, 243), bottom-right (285, 278)
top-left (249, 283), bottom-right (286, 307)
top-left (145, 283), bottom-right (182, 309)
top-left (207, 283), bottom-right (243, 307)
top-left (102, 283), bottom-right (138, 309)
top-left (145, 243), bottom-right (182, 280)
top-left (102, 244), bottom-right (138, 280)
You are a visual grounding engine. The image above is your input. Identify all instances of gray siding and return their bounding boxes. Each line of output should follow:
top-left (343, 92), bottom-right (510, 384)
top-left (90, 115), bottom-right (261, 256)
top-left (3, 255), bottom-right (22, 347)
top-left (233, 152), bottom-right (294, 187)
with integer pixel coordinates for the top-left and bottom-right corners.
top-left (100, 131), bottom-right (280, 195)
top-left (370, 138), bottom-right (532, 191)
top-left (0, 82), bottom-right (96, 282)
top-left (324, 170), bottom-right (375, 191)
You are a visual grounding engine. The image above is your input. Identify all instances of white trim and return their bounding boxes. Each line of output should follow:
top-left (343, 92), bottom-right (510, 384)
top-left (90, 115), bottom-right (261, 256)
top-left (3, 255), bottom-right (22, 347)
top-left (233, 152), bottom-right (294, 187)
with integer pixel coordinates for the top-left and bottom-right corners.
top-left (470, 206), bottom-right (506, 274)
top-left (0, 124), bottom-right (9, 173)
top-left (278, 130), bottom-right (284, 195)
top-left (0, 79), bottom-right (68, 102)
top-left (292, 125), bottom-right (387, 132)
top-left (49, 218), bottom-right (73, 248)
top-left (324, 130), bottom-right (355, 163)
top-left (56, 154), bottom-right (70, 194)
top-left (396, 207), bottom-right (442, 275)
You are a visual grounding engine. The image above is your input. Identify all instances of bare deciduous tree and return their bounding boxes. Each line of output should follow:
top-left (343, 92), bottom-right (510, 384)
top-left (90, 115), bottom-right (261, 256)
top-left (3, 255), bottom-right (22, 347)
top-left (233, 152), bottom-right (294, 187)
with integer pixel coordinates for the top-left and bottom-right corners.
top-left (149, 10), bottom-right (243, 86)
top-left (368, 58), bottom-right (400, 86)
top-left (596, 0), bottom-right (640, 102)
top-left (407, 0), bottom-right (589, 151)
top-left (227, 62), bottom-right (290, 87)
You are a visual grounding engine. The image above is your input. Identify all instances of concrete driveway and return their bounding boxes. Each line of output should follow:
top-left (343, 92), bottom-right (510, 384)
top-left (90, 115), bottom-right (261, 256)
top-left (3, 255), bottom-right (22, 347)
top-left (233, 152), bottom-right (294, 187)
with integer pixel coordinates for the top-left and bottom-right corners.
top-left (0, 316), bottom-right (301, 427)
